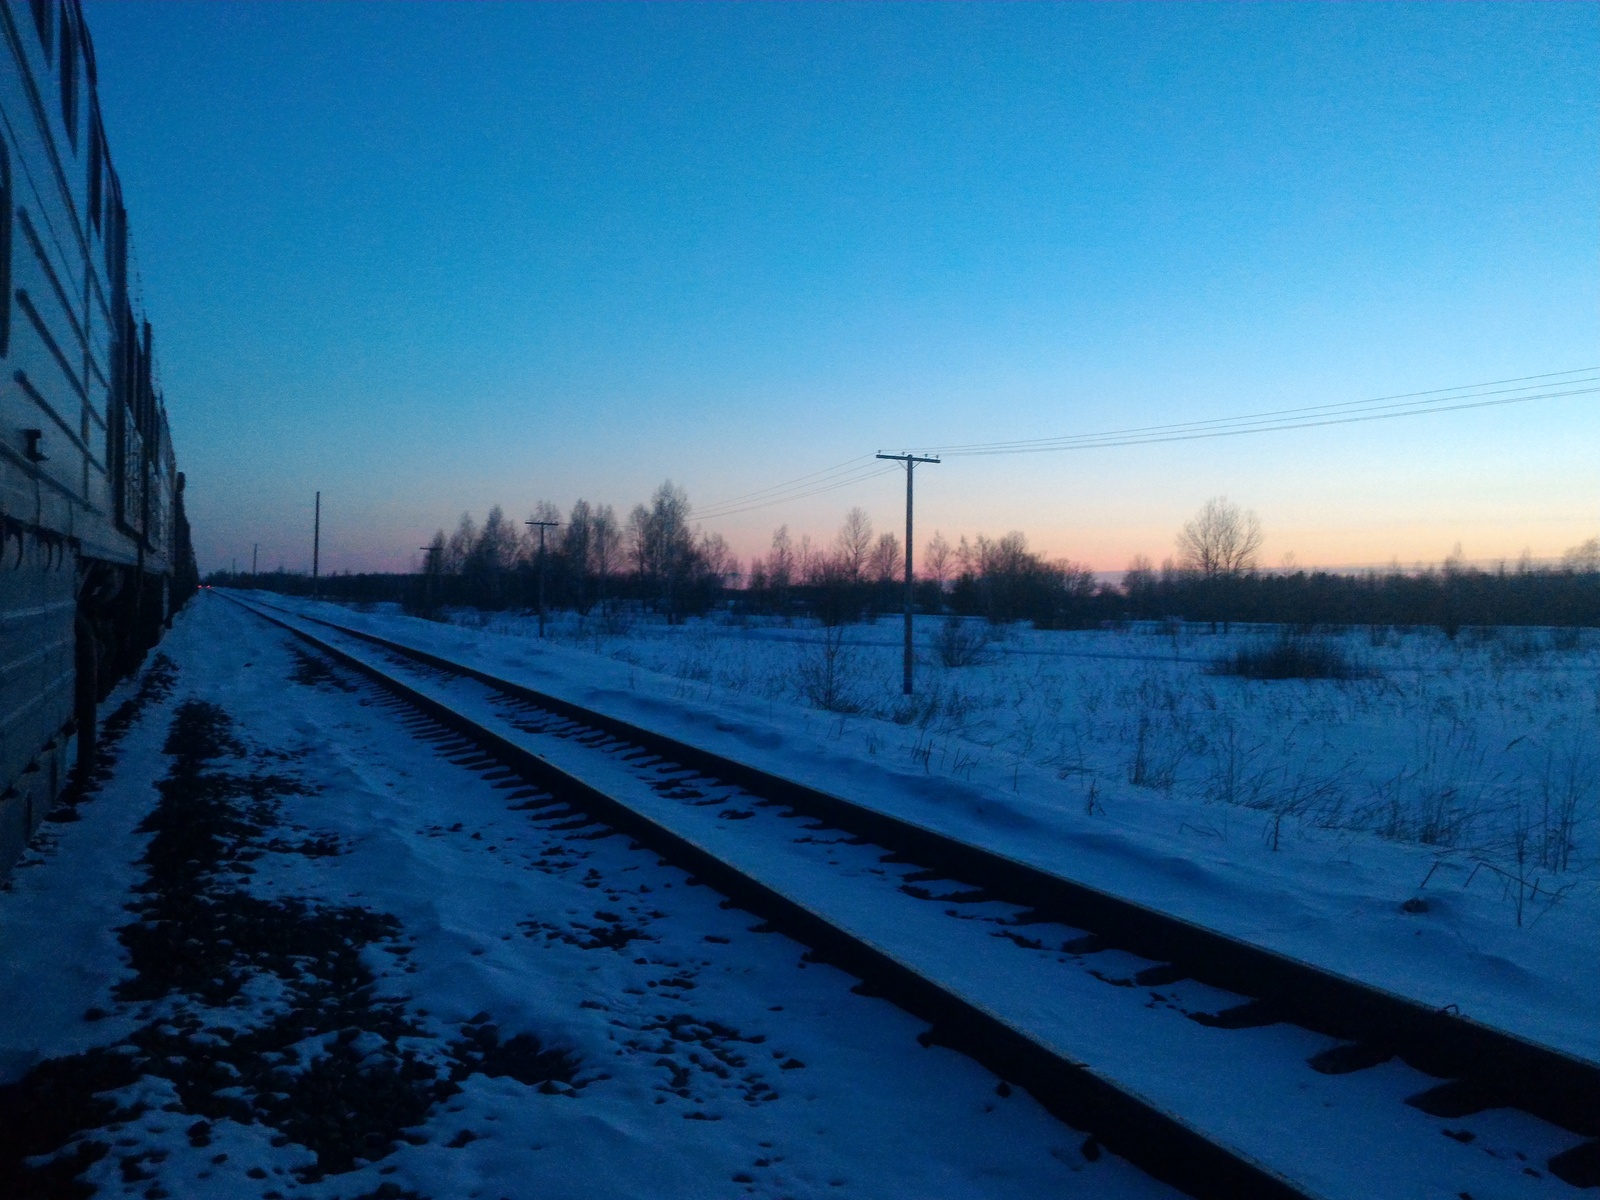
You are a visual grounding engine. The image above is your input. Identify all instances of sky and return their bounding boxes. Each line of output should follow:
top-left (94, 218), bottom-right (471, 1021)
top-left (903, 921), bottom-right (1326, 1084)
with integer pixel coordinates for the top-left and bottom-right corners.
top-left (82, 1), bottom-right (1599, 577)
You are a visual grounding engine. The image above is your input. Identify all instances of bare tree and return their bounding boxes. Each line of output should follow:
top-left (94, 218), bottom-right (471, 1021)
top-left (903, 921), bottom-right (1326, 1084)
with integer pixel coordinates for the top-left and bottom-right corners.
top-left (796, 534), bottom-right (819, 583)
top-left (1176, 496), bottom-right (1262, 578)
top-left (699, 531), bottom-right (736, 587)
top-left (629, 481), bottom-right (695, 618)
top-left (649, 481), bottom-right (694, 584)
top-left (463, 506), bottom-right (520, 606)
top-left (768, 526), bottom-right (795, 593)
top-left (589, 503), bottom-right (620, 605)
top-left (564, 499), bottom-right (592, 561)
top-left (444, 513), bottom-right (477, 575)
top-left (835, 507), bottom-right (873, 582)
top-left (564, 500), bottom-right (593, 611)
top-left (983, 531), bottom-right (1032, 577)
top-left (1122, 553), bottom-right (1155, 595)
top-left (954, 535), bottom-right (976, 578)
top-left (626, 503), bottom-right (651, 583)
top-left (924, 531), bottom-right (951, 586)
top-left (868, 532), bottom-right (901, 585)
top-left (1563, 535), bottom-right (1600, 573)
top-left (480, 506), bottom-right (522, 571)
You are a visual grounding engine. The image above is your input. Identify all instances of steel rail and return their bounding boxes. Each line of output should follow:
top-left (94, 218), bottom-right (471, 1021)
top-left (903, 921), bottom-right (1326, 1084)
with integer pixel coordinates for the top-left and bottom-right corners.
top-left (224, 592), bottom-right (1600, 1190)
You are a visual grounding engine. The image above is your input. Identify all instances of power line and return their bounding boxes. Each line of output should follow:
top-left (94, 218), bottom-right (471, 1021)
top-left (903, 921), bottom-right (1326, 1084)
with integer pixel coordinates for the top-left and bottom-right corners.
top-left (909, 368), bottom-right (1597, 457)
top-left (697, 455), bottom-right (876, 510)
top-left (925, 383), bottom-right (1599, 456)
top-left (695, 462), bottom-right (903, 520)
top-left (915, 368), bottom-right (1599, 454)
top-left (696, 456), bottom-right (884, 515)
top-left (695, 465), bottom-right (901, 520)
top-left (690, 367), bottom-right (1595, 524)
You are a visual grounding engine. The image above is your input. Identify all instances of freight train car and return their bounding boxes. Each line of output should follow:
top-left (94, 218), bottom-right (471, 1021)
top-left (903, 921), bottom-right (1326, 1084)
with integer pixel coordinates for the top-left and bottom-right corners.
top-left (0, 0), bottom-right (194, 871)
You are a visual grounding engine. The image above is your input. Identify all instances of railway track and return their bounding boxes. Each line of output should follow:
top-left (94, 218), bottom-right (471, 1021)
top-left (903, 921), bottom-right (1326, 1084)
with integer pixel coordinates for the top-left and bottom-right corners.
top-left (224, 592), bottom-right (1600, 1200)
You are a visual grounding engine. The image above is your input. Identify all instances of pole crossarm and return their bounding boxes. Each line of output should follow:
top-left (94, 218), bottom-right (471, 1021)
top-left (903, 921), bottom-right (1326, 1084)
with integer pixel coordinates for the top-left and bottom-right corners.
top-left (875, 453), bottom-right (940, 694)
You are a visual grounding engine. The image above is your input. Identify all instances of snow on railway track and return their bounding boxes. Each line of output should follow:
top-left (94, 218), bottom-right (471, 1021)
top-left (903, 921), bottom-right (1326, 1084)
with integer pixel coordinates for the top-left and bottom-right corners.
top-left (5, 593), bottom-right (1177, 1200)
top-left (228, 592), bottom-right (1600, 1200)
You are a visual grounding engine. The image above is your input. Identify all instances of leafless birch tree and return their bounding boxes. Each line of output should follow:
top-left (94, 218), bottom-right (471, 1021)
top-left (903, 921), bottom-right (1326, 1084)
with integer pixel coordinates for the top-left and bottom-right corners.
top-left (1176, 496), bottom-right (1263, 578)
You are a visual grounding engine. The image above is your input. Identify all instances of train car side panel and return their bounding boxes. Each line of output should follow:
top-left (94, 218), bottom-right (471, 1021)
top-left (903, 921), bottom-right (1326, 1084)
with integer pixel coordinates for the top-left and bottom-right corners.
top-left (0, 0), bottom-right (190, 874)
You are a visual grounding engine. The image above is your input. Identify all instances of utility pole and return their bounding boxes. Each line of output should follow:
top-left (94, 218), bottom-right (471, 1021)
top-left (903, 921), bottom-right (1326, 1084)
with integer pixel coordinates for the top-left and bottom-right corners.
top-left (526, 519), bottom-right (560, 638)
top-left (252, 544), bottom-right (258, 575)
top-left (312, 491), bottom-right (321, 599)
top-left (876, 452), bottom-right (940, 695)
top-left (420, 545), bottom-right (436, 613)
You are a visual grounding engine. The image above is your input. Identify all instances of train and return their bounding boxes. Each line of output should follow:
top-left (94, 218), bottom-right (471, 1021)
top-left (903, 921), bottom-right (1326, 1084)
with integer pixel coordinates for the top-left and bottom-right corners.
top-left (0, 0), bottom-right (195, 872)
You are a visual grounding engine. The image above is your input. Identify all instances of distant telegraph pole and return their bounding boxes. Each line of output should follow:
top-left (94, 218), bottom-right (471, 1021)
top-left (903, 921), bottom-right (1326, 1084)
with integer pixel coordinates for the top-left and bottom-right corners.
top-left (252, 544), bottom-right (259, 575)
top-left (420, 545), bottom-right (436, 613)
top-left (876, 452), bottom-right (940, 695)
top-left (312, 491), bottom-right (321, 599)
top-left (526, 519), bottom-right (560, 638)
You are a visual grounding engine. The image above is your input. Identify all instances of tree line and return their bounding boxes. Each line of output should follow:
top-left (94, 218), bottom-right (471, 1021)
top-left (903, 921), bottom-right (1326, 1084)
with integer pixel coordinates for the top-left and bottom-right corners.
top-left (211, 491), bottom-right (1600, 632)
top-left (1119, 499), bottom-right (1600, 633)
top-left (742, 515), bottom-right (1100, 627)
top-left (409, 482), bottom-right (736, 622)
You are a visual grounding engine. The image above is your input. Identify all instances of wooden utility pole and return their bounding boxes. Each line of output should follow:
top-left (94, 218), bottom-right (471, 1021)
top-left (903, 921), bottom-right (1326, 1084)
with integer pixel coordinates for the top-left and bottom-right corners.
top-left (252, 544), bottom-right (259, 575)
top-left (420, 546), bottom-right (436, 612)
top-left (312, 491), bottom-right (321, 599)
top-left (876, 453), bottom-right (940, 695)
top-left (526, 519), bottom-right (560, 637)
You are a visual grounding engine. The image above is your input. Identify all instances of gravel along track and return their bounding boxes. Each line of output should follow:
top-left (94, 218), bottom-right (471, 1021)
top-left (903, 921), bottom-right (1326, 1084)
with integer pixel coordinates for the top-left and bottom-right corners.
top-left (230, 593), bottom-right (1600, 1200)
top-left (1, 593), bottom-right (1179, 1200)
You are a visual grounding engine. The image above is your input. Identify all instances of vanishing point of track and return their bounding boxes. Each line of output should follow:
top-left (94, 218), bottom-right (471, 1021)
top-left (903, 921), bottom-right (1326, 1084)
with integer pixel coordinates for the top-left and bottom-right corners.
top-left (223, 593), bottom-right (1600, 1200)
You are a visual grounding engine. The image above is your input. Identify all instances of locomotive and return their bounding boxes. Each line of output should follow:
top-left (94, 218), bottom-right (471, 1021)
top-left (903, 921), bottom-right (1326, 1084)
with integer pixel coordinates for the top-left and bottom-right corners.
top-left (0, 0), bottom-right (195, 872)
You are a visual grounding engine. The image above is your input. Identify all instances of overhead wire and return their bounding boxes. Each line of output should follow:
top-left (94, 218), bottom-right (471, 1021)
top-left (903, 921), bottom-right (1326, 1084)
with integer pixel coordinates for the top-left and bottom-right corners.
top-left (905, 368), bottom-right (1598, 457)
top-left (695, 462), bottom-right (903, 521)
top-left (690, 367), bottom-right (1596, 524)
top-left (695, 455), bottom-right (877, 512)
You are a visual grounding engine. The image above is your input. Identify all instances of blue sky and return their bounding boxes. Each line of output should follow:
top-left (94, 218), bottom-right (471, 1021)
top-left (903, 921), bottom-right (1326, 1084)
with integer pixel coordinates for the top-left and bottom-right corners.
top-left (83, 1), bottom-right (1598, 575)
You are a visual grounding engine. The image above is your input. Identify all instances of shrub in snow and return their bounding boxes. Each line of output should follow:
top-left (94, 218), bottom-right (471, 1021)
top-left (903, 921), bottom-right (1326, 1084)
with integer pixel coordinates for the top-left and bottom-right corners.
top-left (1211, 634), bottom-right (1368, 681)
top-left (796, 626), bottom-right (862, 713)
top-left (935, 617), bottom-right (992, 668)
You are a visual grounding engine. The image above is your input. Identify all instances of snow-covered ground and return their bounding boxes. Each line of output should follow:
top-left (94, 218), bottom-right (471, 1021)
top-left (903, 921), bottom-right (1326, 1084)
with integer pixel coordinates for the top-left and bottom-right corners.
top-left (471, 606), bottom-right (1600, 882)
top-left (0, 596), bottom-right (1169, 1199)
top-left (236, 603), bottom-right (1590, 1200)
top-left (267, 595), bottom-right (1598, 1064)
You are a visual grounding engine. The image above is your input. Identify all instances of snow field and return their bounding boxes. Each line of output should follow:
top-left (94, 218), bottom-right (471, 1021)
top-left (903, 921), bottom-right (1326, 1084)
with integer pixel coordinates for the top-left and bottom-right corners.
top-left (493, 609), bottom-right (1600, 891)
top-left (1, 597), bottom-right (1170, 1200)
top-left (280, 606), bottom-right (1591, 1200)
top-left (264, 596), bottom-right (1598, 1063)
